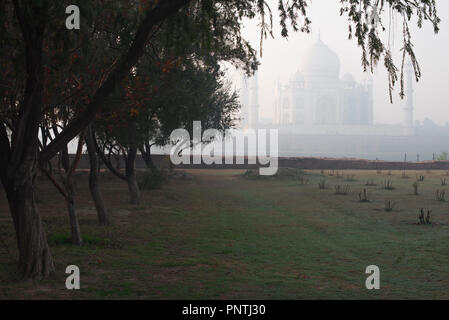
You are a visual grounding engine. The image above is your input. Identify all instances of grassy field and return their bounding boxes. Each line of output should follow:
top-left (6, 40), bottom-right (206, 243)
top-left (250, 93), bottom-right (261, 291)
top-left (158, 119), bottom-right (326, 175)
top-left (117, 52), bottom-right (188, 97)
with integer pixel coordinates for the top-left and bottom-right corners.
top-left (1, 168), bottom-right (449, 299)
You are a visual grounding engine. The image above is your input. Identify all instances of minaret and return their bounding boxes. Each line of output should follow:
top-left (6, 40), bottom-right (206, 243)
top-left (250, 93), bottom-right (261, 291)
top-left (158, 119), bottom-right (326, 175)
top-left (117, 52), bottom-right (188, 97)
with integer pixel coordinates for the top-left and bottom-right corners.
top-left (403, 61), bottom-right (414, 134)
top-left (249, 72), bottom-right (260, 128)
top-left (366, 74), bottom-right (374, 125)
top-left (240, 74), bottom-right (249, 128)
top-left (275, 80), bottom-right (282, 125)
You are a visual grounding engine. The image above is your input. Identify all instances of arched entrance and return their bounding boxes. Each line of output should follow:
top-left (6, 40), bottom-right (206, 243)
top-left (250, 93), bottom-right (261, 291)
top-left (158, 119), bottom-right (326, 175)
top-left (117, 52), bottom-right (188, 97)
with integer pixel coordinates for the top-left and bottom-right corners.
top-left (315, 96), bottom-right (336, 125)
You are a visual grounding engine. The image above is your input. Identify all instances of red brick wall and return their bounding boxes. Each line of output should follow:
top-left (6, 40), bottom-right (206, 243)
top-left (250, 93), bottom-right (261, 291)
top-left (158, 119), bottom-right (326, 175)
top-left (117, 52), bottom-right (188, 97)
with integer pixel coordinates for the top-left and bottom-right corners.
top-left (68, 154), bottom-right (449, 171)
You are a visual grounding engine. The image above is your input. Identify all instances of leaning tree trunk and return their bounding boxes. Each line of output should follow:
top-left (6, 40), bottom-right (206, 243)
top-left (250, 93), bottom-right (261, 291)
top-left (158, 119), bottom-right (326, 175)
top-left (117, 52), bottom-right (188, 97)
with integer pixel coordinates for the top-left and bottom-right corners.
top-left (126, 145), bottom-right (141, 205)
top-left (85, 126), bottom-right (108, 225)
top-left (5, 165), bottom-right (54, 280)
top-left (60, 144), bottom-right (83, 246)
top-left (140, 142), bottom-right (159, 174)
top-left (1, 4), bottom-right (55, 279)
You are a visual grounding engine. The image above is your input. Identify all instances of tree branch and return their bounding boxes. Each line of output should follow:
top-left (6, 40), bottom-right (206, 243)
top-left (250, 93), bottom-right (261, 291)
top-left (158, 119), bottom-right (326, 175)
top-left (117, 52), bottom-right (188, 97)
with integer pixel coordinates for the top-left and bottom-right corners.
top-left (39, 0), bottom-right (191, 164)
top-left (67, 130), bottom-right (85, 181)
top-left (41, 167), bottom-right (69, 201)
top-left (92, 128), bottom-right (127, 181)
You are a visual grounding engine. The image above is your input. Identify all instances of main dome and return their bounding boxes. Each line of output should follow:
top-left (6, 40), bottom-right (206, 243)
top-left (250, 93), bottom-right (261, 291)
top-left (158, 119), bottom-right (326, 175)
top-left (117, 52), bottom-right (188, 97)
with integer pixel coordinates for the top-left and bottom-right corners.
top-left (300, 38), bottom-right (341, 77)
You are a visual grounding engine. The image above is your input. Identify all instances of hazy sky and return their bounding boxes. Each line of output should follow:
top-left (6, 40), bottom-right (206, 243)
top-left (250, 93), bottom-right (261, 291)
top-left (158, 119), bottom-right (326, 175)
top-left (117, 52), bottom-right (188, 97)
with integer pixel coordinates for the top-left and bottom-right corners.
top-left (228, 1), bottom-right (449, 126)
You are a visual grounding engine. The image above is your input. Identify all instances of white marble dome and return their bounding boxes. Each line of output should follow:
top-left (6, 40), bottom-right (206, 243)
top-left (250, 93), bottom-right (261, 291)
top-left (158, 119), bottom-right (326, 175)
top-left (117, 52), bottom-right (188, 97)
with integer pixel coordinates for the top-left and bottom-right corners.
top-left (300, 38), bottom-right (341, 78)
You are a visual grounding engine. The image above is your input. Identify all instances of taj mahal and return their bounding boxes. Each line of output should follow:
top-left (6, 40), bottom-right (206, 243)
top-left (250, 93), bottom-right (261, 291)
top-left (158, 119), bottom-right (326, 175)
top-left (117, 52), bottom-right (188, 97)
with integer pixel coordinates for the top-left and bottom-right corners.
top-left (239, 38), bottom-right (447, 160)
top-left (274, 37), bottom-right (374, 129)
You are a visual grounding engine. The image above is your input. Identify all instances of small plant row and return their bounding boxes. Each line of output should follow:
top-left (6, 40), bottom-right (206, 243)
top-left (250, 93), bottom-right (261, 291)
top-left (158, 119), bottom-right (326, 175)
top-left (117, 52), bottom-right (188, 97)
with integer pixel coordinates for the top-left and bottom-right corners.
top-left (381, 180), bottom-right (395, 190)
top-left (335, 184), bottom-right (350, 195)
top-left (358, 189), bottom-right (370, 203)
top-left (384, 200), bottom-right (395, 212)
top-left (435, 189), bottom-right (446, 202)
top-left (418, 208), bottom-right (432, 225)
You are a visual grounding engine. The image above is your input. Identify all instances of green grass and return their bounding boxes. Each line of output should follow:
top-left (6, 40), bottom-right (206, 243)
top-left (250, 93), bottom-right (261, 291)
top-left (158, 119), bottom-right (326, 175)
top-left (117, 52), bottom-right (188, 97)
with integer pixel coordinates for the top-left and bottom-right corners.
top-left (1, 169), bottom-right (449, 299)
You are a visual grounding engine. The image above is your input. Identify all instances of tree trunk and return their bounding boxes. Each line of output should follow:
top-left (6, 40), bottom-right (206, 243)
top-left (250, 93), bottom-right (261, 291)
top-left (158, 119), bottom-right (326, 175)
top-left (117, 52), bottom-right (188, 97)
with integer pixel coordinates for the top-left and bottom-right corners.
top-left (3, 3), bottom-right (55, 279)
top-left (60, 145), bottom-right (83, 246)
top-left (141, 142), bottom-right (159, 174)
top-left (85, 126), bottom-right (108, 225)
top-left (65, 179), bottom-right (83, 246)
top-left (5, 173), bottom-right (54, 280)
top-left (126, 145), bottom-right (141, 205)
